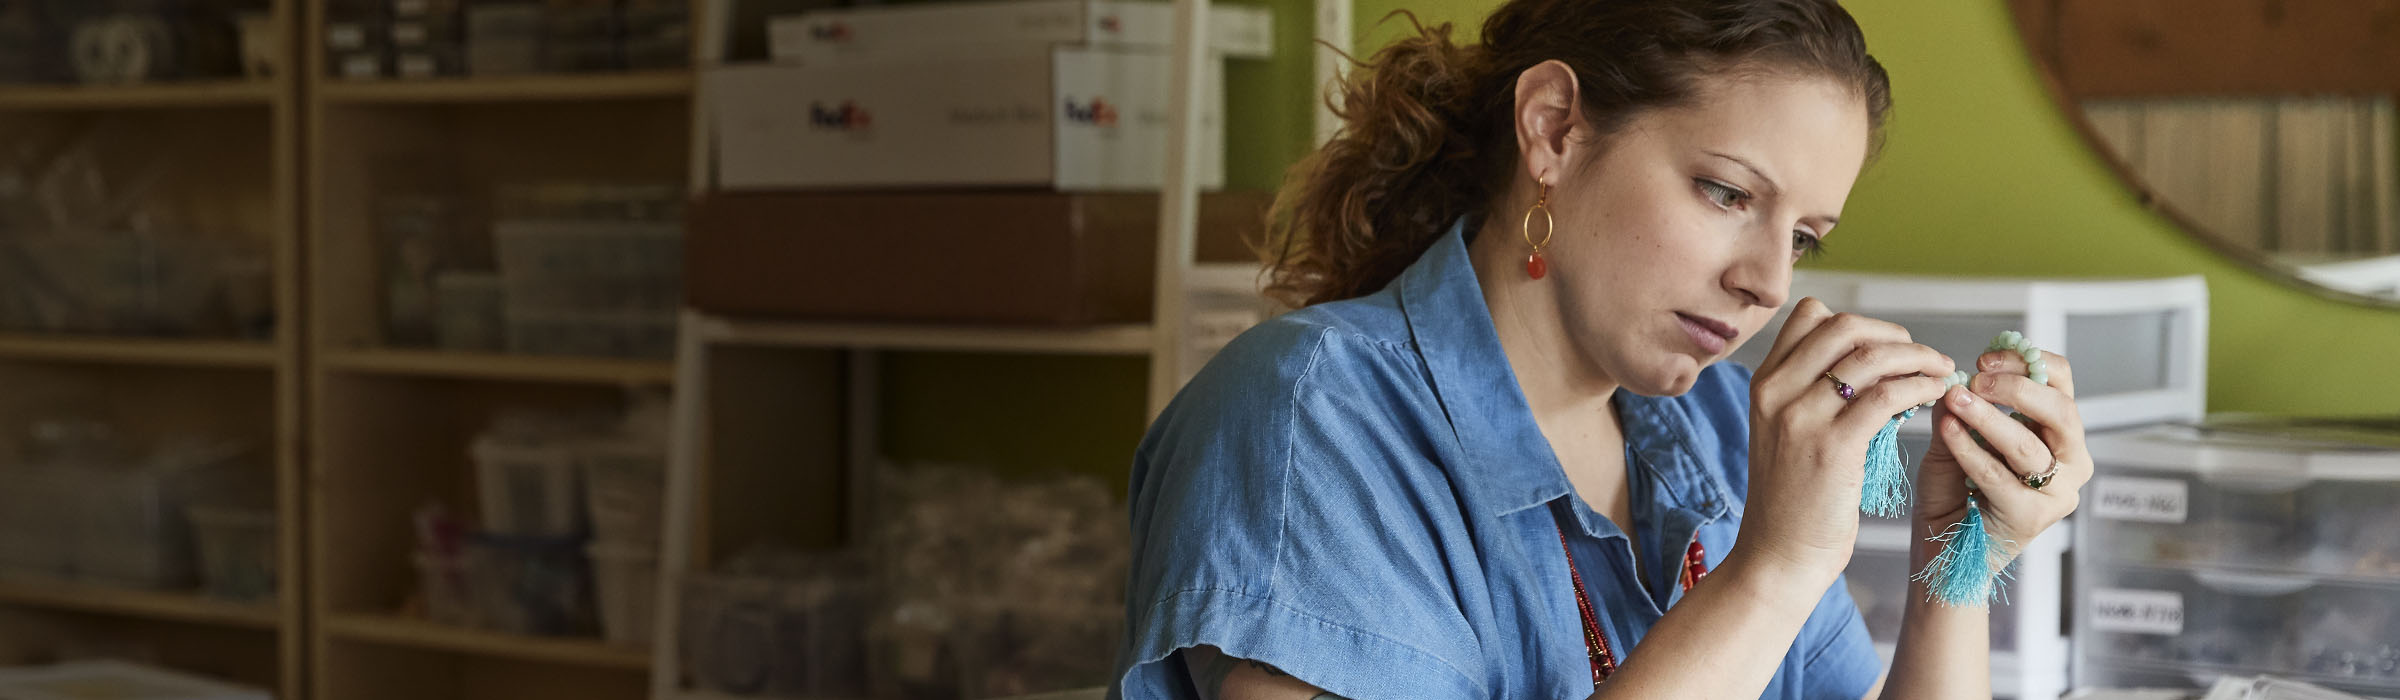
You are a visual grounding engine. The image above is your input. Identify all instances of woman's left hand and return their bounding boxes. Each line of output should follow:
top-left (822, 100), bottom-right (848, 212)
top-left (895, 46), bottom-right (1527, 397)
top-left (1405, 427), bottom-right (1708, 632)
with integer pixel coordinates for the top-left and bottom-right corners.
top-left (1913, 348), bottom-right (2090, 568)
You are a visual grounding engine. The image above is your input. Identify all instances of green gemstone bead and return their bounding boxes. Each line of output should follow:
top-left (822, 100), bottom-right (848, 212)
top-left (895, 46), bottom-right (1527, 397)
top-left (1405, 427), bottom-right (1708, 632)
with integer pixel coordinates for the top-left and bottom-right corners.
top-left (2019, 346), bottom-right (2042, 363)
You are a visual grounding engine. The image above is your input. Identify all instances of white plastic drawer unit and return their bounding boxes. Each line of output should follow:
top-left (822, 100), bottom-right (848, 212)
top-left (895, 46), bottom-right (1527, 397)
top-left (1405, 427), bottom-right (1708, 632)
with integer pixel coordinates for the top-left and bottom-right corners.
top-left (2076, 424), bottom-right (2400, 698)
top-left (1730, 271), bottom-right (2209, 433)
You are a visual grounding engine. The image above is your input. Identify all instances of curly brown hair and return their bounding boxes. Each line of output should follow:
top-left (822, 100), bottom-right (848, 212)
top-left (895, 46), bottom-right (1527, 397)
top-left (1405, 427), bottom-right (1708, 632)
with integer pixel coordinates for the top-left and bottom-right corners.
top-left (1262, 0), bottom-right (1893, 308)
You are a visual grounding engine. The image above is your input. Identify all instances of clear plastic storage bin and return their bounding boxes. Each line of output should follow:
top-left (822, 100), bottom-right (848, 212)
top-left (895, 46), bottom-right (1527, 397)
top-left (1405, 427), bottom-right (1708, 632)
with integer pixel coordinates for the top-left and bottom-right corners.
top-left (1730, 272), bottom-right (2209, 432)
top-left (587, 541), bottom-right (658, 648)
top-left (471, 437), bottom-right (584, 538)
top-left (580, 444), bottom-right (665, 545)
top-left (681, 570), bottom-right (873, 698)
top-left (465, 533), bottom-right (594, 637)
top-left (187, 506), bottom-right (277, 601)
top-left (2079, 423), bottom-right (2400, 697)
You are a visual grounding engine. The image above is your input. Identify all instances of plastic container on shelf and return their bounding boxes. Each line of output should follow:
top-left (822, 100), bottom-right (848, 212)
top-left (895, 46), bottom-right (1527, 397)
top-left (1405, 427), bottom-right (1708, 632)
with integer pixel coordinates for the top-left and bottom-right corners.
top-left (502, 310), bottom-right (676, 359)
top-left (2078, 422), bottom-right (2400, 697)
top-left (433, 271), bottom-right (506, 352)
top-left (580, 443), bottom-right (664, 545)
top-left (187, 506), bottom-right (277, 601)
top-left (493, 220), bottom-right (683, 315)
top-left (682, 568), bottom-right (875, 698)
top-left (470, 436), bottom-right (584, 538)
top-left (65, 441), bottom-right (257, 590)
top-left (1728, 271), bottom-right (2209, 433)
top-left (949, 601), bottom-right (1123, 699)
top-left (2084, 423), bottom-right (2400, 576)
top-left (464, 533), bottom-right (594, 637)
top-left (412, 549), bottom-right (477, 627)
top-left (586, 540), bottom-right (657, 648)
top-left (0, 234), bottom-right (269, 338)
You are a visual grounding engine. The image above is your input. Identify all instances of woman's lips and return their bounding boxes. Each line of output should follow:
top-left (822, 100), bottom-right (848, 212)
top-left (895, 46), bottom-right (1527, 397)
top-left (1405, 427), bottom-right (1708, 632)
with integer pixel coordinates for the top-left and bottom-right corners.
top-left (1676, 312), bottom-right (1735, 355)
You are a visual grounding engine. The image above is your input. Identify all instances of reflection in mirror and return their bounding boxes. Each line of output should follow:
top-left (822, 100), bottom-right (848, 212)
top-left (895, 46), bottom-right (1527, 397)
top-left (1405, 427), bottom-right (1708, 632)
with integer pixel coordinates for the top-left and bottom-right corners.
top-left (2010, 0), bottom-right (2400, 299)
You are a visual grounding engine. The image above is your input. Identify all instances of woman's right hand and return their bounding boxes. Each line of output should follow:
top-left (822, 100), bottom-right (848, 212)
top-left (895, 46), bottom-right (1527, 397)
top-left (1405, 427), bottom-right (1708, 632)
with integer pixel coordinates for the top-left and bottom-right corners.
top-left (1739, 297), bottom-right (1955, 581)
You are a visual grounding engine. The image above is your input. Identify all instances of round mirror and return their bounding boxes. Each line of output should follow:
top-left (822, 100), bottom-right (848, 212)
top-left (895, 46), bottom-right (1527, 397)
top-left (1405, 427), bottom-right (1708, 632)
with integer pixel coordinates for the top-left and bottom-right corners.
top-left (2009, 0), bottom-right (2400, 304)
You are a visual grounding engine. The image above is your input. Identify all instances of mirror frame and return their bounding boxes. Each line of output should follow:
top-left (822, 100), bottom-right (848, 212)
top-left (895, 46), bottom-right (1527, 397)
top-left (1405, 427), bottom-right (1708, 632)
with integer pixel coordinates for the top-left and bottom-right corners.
top-left (2002, 5), bottom-right (2400, 310)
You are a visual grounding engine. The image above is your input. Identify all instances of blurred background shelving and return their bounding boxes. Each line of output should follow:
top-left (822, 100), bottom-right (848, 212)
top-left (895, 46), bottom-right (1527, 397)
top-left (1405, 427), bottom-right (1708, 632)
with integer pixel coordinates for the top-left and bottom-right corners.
top-left (0, 0), bottom-right (301, 697)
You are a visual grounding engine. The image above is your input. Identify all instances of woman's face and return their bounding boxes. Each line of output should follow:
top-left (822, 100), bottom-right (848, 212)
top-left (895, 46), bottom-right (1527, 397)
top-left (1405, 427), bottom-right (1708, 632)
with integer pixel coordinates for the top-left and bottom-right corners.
top-left (1545, 72), bottom-right (1871, 397)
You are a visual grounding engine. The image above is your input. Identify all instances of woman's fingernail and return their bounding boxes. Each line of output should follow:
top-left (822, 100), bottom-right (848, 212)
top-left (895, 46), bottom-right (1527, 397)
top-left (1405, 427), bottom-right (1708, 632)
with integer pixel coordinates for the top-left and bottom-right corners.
top-left (1953, 390), bottom-right (1975, 406)
top-left (1982, 356), bottom-right (2003, 371)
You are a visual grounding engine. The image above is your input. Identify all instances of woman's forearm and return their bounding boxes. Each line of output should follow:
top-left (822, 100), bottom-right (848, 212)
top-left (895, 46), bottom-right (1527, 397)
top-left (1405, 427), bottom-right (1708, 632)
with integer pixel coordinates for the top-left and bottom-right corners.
top-left (1876, 535), bottom-right (1994, 700)
top-left (1587, 549), bottom-right (1838, 700)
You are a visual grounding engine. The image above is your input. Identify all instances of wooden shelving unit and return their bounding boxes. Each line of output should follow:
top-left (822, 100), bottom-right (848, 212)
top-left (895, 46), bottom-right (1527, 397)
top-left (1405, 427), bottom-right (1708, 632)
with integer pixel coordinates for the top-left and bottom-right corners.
top-left (303, 2), bottom-right (698, 699)
top-left (0, 3), bottom-right (303, 699)
top-left (0, 581), bottom-right (280, 630)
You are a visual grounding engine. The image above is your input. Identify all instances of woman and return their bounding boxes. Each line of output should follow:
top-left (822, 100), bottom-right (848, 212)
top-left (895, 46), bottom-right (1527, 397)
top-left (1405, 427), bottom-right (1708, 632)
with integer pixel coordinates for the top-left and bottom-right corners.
top-left (1111, 0), bottom-right (2091, 698)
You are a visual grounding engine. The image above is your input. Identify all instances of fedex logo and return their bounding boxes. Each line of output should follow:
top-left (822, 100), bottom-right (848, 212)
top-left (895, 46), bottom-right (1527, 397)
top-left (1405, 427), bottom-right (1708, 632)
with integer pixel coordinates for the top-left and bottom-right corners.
top-left (810, 22), bottom-right (852, 42)
top-left (1063, 97), bottom-right (1117, 126)
top-left (810, 100), bottom-right (872, 130)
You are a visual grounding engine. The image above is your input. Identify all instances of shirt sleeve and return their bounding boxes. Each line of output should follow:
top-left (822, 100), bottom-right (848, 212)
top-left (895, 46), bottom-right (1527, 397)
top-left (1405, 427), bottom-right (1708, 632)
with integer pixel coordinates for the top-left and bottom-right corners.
top-left (1797, 573), bottom-right (1883, 699)
top-left (1110, 322), bottom-right (1489, 700)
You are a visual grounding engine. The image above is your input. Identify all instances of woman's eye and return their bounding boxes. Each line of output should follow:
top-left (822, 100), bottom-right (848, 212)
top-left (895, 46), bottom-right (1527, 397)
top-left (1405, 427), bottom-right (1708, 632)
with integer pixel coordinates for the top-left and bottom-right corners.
top-left (1792, 230), bottom-right (1828, 260)
top-left (1696, 178), bottom-right (1748, 208)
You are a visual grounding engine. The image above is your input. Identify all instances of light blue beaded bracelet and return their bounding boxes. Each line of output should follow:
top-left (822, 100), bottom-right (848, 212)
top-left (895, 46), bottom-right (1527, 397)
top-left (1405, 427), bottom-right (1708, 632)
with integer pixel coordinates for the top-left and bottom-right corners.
top-left (1859, 331), bottom-right (2042, 607)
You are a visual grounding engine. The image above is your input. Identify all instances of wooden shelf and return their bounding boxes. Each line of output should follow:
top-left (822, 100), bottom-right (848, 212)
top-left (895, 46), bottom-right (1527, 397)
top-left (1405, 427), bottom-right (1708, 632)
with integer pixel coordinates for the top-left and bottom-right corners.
top-left (0, 80), bottom-right (279, 110)
top-left (0, 579), bottom-right (280, 629)
top-left (321, 348), bottom-right (675, 385)
top-left (317, 72), bottom-right (693, 104)
top-left (696, 317), bottom-right (1158, 356)
top-left (0, 334), bottom-right (279, 368)
top-left (325, 614), bottom-right (650, 670)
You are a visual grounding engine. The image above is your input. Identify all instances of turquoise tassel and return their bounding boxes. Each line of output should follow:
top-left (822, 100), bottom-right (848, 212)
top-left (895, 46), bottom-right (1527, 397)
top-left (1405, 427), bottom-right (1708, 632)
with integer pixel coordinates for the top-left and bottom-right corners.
top-left (1860, 408), bottom-right (1915, 518)
top-left (1911, 493), bottom-right (2016, 607)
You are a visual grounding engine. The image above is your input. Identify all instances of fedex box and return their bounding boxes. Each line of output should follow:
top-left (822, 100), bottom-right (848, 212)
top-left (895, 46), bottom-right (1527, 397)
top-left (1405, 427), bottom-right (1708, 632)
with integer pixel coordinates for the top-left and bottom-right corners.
top-left (768, 0), bottom-right (1274, 64)
top-left (708, 46), bottom-right (1226, 191)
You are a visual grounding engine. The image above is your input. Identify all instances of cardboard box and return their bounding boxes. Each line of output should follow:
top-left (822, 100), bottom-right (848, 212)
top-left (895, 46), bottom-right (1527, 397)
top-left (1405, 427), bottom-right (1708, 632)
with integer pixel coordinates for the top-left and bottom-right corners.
top-left (685, 190), bottom-right (1271, 325)
top-left (708, 46), bottom-right (1225, 191)
top-left (767, 0), bottom-right (1273, 64)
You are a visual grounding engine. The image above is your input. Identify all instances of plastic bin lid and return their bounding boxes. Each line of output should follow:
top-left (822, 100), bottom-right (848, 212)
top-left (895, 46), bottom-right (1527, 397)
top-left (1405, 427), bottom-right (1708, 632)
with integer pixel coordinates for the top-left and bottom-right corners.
top-left (2088, 422), bottom-right (2400, 482)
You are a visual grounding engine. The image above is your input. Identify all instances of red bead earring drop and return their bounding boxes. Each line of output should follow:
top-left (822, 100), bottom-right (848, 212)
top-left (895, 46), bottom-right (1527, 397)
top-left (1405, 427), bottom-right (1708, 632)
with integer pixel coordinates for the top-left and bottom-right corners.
top-left (1523, 178), bottom-right (1554, 280)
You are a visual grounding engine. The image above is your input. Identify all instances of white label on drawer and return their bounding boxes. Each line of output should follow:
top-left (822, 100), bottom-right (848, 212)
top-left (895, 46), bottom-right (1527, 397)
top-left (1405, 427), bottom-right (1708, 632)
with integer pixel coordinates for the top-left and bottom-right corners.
top-left (2092, 476), bottom-right (2188, 523)
top-left (2090, 588), bottom-right (2184, 635)
top-left (395, 0), bottom-right (431, 15)
top-left (392, 22), bottom-right (428, 46)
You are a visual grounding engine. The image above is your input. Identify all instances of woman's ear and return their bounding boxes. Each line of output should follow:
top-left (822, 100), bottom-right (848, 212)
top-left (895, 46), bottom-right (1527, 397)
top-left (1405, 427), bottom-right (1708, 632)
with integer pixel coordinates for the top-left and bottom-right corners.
top-left (1512, 59), bottom-right (1584, 186)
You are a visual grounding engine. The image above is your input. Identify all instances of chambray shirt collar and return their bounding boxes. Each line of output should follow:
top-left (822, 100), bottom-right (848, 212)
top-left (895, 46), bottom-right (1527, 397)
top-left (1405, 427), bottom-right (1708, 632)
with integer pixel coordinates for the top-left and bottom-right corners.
top-left (1396, 217), bottom-right (1738, 522)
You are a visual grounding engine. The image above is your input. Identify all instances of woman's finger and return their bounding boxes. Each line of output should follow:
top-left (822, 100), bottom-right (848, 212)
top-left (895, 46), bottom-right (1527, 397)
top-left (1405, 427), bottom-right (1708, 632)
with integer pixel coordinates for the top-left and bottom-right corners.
top-left (1762, 311), bottom-right (1914, 406)
top-left (1942, 382), bottom-right (2057, 481)
top-left (1760, 297), bottom-right (1834, 373)
top-left (1974, 349), bottom-right (2077, 398)
top-left (1836, 374), bottom-right (1950, 436)
top-left (1969, 371), bottom-right (2087, 475)
top-left (1822, 341), bottom-right (1956, 400)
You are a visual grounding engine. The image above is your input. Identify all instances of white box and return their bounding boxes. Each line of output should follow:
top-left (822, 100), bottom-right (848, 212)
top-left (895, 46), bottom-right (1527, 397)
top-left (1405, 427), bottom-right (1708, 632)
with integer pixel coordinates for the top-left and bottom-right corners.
top-left (709, 46), bottom-right (1225, 191)
top-left (1730, 271), bottom-right (2209, 434)
top-left (767, 0), bottom-right (1273, 64)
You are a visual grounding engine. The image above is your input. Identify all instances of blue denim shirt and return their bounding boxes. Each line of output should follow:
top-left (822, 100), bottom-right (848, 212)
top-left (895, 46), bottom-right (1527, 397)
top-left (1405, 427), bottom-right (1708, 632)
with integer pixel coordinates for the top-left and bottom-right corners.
top-left (1110, 218), bottom-right (1880, 700)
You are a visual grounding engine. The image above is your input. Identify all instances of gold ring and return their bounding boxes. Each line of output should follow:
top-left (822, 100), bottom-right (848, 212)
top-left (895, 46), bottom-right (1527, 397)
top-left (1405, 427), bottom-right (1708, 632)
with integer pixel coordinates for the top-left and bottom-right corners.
top-left (2022, 458), bottom-right (2062, 490)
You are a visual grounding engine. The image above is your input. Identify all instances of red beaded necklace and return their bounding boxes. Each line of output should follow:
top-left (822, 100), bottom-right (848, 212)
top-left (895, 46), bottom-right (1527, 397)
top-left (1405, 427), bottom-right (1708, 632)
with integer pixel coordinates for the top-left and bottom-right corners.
top-left (1555, 526), bottom-right (1712, 689)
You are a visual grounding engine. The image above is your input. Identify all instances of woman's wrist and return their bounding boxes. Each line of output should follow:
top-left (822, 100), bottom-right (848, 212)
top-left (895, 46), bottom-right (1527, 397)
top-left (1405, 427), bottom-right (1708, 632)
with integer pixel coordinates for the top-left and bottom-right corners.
top-left (1718, 545), bottom-right (1845, 603)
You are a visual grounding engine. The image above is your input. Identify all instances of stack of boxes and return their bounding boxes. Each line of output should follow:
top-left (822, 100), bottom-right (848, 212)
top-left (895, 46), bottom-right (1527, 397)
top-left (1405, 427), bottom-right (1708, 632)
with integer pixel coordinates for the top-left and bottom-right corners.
top-left (689, 0), bottom-right (1279, 329)
top-left (326, 0), bottom-right (688, 79)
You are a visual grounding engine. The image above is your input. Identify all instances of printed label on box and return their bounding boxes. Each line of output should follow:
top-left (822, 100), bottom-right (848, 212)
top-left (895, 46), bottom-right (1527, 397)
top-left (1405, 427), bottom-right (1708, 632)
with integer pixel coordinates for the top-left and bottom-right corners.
top-left (2089, 588), bottom-right (2184, 635)
top-left (393, 22), bottom-right (429, 46)
top-left (395, 0), bottom-right (431, 15)
top-left (2092, 476), bottom-right (2188, 523)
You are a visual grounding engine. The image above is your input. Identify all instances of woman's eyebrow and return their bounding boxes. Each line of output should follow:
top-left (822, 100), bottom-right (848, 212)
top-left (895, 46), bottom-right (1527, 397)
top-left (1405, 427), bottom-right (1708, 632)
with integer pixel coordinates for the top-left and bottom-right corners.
top-left (1706, 151), bottom-right (1780, 197)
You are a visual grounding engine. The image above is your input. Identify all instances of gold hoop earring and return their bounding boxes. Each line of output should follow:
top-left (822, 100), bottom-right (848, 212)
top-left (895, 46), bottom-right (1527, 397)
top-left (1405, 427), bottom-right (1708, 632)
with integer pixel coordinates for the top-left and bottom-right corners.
top-left (1522, 179), bottom-right (1554, 280)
